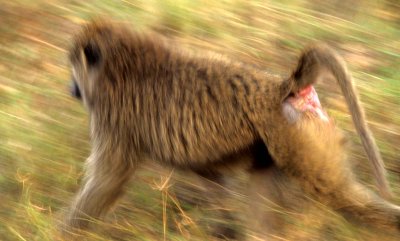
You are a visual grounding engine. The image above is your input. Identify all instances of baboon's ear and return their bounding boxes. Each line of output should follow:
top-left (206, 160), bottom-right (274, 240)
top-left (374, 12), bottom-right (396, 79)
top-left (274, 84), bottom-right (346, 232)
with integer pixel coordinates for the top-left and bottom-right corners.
top-left (83, 40), bottom-right (101, 66)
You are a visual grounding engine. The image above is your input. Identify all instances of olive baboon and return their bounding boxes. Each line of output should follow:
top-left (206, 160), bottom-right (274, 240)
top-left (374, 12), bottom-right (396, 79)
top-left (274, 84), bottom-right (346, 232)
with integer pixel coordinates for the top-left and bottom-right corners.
top-left (65, 20), bottom-right (400, 237)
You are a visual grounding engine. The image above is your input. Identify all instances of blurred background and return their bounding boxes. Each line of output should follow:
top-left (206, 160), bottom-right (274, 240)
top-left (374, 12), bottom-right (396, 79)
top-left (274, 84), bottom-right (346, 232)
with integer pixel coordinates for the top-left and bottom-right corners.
top-left (0, 0), bottom-right (399, 240)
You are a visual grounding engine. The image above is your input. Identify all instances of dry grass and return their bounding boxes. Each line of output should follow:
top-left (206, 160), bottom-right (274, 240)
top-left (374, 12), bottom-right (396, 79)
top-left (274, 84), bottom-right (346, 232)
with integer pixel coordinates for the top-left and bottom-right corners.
top-left (0, 0), bottom-right (399, 240)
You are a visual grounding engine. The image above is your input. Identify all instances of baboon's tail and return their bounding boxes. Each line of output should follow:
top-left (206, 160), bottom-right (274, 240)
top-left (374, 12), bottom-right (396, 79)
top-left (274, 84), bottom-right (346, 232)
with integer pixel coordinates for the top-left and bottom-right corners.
top-left (291, 44), bottom-right (392, 199)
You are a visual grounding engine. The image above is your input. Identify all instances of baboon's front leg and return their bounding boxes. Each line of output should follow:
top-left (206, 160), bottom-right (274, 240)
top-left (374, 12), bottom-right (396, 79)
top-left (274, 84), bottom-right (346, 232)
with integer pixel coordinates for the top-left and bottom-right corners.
top-left (65, 148), bottom-right (136, 230)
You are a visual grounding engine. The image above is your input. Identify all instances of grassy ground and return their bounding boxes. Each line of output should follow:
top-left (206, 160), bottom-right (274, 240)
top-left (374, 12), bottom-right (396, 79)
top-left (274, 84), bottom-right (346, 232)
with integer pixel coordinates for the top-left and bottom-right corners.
top-left (1, 0), bottom-right (399, 240)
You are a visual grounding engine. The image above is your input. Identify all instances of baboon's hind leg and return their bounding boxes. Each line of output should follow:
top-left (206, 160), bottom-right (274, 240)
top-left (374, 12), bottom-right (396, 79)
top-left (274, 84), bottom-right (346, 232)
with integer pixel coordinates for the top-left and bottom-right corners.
top-left (246, 167), bottom-right (288, 240)
top-left (262, 118), bottom-right (400, 231)
top-left (193, 170), bottom-right (241, 240)
top-left (246, 164), bottom-right (323, 241)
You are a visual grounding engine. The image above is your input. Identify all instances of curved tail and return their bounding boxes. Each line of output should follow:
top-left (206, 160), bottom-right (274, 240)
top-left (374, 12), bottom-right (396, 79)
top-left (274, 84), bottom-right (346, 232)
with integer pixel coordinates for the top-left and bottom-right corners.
top-left (291, 44), bottom-right (392, 199)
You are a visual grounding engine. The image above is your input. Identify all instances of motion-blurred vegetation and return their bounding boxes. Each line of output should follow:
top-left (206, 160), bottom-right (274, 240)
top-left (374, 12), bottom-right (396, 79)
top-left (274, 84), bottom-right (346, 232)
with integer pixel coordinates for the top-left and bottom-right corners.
top-left (0, 0), bottom-right (399, 240)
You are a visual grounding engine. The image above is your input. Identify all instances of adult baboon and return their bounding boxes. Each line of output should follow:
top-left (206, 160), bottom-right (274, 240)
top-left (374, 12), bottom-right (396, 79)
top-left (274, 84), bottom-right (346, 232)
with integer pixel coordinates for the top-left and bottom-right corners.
top-left (65, 20), bottom-right (400, 237)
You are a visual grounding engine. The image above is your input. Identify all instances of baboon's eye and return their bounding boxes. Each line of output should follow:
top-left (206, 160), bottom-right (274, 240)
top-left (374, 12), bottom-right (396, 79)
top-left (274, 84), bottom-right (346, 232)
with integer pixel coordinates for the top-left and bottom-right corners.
top-left (84, 40), bottom-right (101, 66)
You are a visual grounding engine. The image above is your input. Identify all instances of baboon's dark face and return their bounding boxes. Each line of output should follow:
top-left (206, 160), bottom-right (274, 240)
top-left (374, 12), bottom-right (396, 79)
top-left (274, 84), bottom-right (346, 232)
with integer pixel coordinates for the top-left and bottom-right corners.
top-left (68, 36), bottom-right (102, 107)
top-left (70, 77), bottom-right (82, 100)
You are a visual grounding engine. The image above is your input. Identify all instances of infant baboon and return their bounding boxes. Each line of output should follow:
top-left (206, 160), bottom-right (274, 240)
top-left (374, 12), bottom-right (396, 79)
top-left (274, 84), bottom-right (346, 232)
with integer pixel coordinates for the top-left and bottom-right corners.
top-left (66, 20), bottom-right (400, 237)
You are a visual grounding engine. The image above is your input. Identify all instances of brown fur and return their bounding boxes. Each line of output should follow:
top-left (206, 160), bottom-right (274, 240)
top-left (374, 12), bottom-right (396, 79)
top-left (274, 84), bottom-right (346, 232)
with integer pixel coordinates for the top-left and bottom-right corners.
top-left (65, 20), bottom-right (400, 238)
top-left (291, 44), bottom-right (391, 198)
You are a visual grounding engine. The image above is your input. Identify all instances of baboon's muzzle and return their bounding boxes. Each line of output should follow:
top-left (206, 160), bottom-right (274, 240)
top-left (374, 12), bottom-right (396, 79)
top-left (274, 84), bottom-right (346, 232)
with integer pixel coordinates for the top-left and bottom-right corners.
top-left (70, 80), bottom-right (82, 100)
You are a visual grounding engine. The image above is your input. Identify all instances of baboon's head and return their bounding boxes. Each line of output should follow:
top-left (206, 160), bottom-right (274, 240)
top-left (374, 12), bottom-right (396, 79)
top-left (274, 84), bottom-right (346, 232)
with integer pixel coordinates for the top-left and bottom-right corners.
top-left (69, 21), bottom-right (110, 108)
